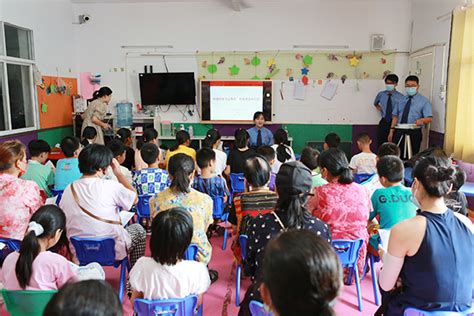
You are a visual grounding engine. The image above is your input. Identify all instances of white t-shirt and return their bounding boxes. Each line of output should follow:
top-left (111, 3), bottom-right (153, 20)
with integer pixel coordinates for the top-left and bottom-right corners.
top-left (363, 174), bottom-right (383, 196)
top-left (59, 178), bottom-right (136, 260)
top-left (271, 144), bottom-right (296, 174)
top-left (349, 152), bottom-right (377, 174)
top-left (105, 165), bottom-right (133, 184)
top-left (213, 149), bottom-right (227, 176)
top-left (129, 257), bottom-right (211, 300)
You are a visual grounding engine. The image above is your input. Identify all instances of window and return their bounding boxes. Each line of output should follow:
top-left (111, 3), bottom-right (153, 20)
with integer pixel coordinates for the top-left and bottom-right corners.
top-left (0, 22), bottom-right (37, 135)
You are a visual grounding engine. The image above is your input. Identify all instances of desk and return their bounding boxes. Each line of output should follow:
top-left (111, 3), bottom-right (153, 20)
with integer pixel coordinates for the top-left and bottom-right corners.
top-left (157, 135), bottom-right (293, 148)
top-left (460, 182), bottom-right (474, 197)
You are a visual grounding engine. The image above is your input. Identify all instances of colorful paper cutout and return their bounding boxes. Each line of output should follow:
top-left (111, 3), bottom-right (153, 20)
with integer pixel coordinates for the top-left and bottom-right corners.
top-left (295, 53), bottom-right (302, 60)
top-left (268, 64), bottom-right (276, 74)
top-left (267, 58), bottom-right (276, 67)
top-left (201, 61), bottom-right (208, 68)
top-left (317, 79), bottom-right (323, 85)
top-left (243, 58), bottom-right (251, 65)
top-left (381, 58), bottom-right (387, 64)
top-left (207, 64), bottom-right (217, 74)
top-left (251, 75), bottom-right (260, 80)
top-left (349, 56), bottom-right (360, 67)
top-left (50, 84), bottom-right (57, 94)
top-left (286, 68), bottom-right (293, 77)
top-left (328, 54), bottom-right (338, 61)
top-left (229, 65), bottom-right (240, 76)
top-left (217, 57), bottom-right (225, 64)
top-left (363, 72), bottom-right (370, 79)
top-left (302, 75), bottom-right (309, 86)
top-left (303, 55), bottom-right (313, 65)
top-left (301, 67), bottom-right (310, 75)
top-left (251, 56), bottom-right (261, 66)
top-left (289, 76), bottom-right (294, 82)
top-left (341, 75), bottom-right (347, 84)
top-left (41, 102), bottom-right (48, 113)
top-left (326, 72), bottom-right (335, 79)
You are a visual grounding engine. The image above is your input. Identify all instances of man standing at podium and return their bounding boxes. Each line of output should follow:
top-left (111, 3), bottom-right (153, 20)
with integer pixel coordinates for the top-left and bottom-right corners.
top-left (373, 74), bottom-right (405, 146)
top-left (388, 75), bottom-right (433, 155)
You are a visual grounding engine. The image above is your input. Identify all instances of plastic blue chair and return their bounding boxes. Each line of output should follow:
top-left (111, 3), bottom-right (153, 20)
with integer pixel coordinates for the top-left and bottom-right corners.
top-left (212, 195), bottom-right (231, 250)
top-left (404, 307), bottom-right (474, 316)
top-left (354, 173), bottom-right (374, 184)
top-left (361, 252), bottom-right (380, 305)
top-left (184, 244), bottom-right (199, 261)
top-left (134, 295), bottom-right (202, 316)
top-left (70, 236), bottom-right (130, 303)
top-left (332, 239), bottom-right (364, 311)
top-left (136, 195), bottom-right (153, 224)
top-left (404, 167), bottom-right (414, 187)
top-left (249, 300), bottom-right (273, 316)
top-left (51, 189), bottom-right (64, 205)
top-left (230, 173), bottom-right (245, 194)
top-left (236, 235), bottom-right (248, 306)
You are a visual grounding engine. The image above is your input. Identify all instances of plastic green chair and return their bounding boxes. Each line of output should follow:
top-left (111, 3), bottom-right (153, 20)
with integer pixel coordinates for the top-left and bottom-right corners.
top-left (1, 288), bottom-right (57, 316)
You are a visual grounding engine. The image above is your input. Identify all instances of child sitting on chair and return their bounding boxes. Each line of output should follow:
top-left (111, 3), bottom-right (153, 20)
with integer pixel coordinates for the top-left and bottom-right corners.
top-left (193, 148), bottom-right (230, 237)
top-left (54, 136), bottom-right (82, 191)
top-left (257, 145), bottom-right (277, 192)
top-left (368, 155), bottom-right (417, 256)
top-left (300, 146), bottom-right (327, 189)
top-left (105, 140), bottom-right (133, 184)
top-left (129, 208), bottom-right (210, 306)
top-left (133, 143), bottom-right (169, 196)
top-left (21, 140), bottom-right (55, 197)
top-left (2, 205), bottom-right (104, 290)
top-left (349, 133), bottom-right (377, 175)
top-left (80, 126), bottom-right (97, 147)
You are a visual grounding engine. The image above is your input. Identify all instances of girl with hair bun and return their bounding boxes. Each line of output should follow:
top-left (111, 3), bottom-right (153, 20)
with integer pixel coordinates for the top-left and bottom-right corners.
top-left (202, 128), bottom-right (227, 176)
top-left (307, 148), bottom-right (372, 280)
top-left (81, 87), bottom-right (113, 145)
top-left (378, 156), bottom-right (473, 315)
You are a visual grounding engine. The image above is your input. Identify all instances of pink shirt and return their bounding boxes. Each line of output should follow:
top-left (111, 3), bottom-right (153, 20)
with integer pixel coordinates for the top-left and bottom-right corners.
top-left (2, 251), bottom-right (77, 290)
top-left (0, 173), bottom-right (43, 240)
top-left (59, 178), bottom-right (136, 260)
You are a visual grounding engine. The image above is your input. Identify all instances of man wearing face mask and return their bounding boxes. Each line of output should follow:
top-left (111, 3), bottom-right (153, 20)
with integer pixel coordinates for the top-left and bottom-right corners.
top-left (374, 74), bottom-right (405, 146)
top-left (388, 75), bottom-right (433, 156)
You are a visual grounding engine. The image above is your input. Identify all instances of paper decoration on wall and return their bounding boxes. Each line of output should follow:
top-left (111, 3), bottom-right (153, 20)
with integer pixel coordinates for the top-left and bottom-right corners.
top-left (294, 80), bottom-right (306, 100)
top-left (317, 79), bottom-right (323, 85)
top-left (303, 55), bottom-right (313, 65)
top-left (381, 58), bottom-right (387, 64)
top-left (349, 56), bottom-right (360, 67)
top-left (33, 65), bottom-right (43, 87)
top-left (89, 74), bottom-right (101, 85)
top-left (229, 65), bottom-right (240, 76)
top-left (217, 57), bottom-right (226, 64)
top-left (267, 58), bottom-right (276, 67)
top-left (301, 67), bottom-right (309, 75)
top-left (198, 75), bottom-right (207, 80)
top-left (207, 64), bottom-right (218, 74)
top-left (326, 72), bottom-right (335, 79)
top-left (243, 58), bottom-right (251, 65)
top-left (41, 102), bottom-right (48, 113)
top-left (295, 53), bottom-right (302, 60)
top-left (362, 72), bottom-right (370, 79)
top-left (251, 56), bottom-right (261, 66)
top-left (328, 54), bottom-right (338, 61)
top-left (383, 70), bottom-right (392, 79)
top-left (268, 64), bottom-right (277, 74)
top-left (50, 84), bottom-right (57, 94)
top-left (57, 78), bottom-right (67, 95)
top-left (301, 75), bottom-right (309, 86)
top-left (289, 76), bottom-right (294, 82)
top-left (201, 61), bottom-right (208, 68)
top-left (286, 68), bottom-right (293, 77)
top-left (251, 75), bottom-right (260, 80)
top-left (341, 75), bottom-right (348, 84)
top-left (321, 80), bottom-right (338, 100)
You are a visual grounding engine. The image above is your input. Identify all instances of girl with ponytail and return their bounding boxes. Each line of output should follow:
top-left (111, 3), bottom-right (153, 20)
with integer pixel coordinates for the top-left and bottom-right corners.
top-left (150, 153), bottom-right (215, 277)
top-left (202, 128), bottom-right (227, 176)
top-left (271, 128), bottom-right (295, 174)
top-left (2, 205), bottom-right (77, 290)
top-left (307, 148), bottom-right (372, 281)
top-left (81, 86), bottom-right (113, 145)
top-left (238, 161), bottom-right (331, 316)
top-left (165, 130), bottom-right (196, 169)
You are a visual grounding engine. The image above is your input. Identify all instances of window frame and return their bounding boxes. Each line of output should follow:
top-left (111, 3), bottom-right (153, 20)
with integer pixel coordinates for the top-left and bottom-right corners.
top-left (0, 21), bottom-right (38, 137)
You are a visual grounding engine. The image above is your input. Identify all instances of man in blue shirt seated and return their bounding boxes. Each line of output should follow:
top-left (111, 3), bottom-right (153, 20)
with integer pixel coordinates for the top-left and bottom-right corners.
top-left (373, 74), bottom-right (405, 147)
top-left (247, 111), bottom-right (273, 149)
top-left (388, 75), bottom-right (433, 155)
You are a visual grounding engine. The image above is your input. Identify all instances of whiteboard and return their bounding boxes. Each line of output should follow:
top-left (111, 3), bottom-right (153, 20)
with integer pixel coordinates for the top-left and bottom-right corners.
top-left (125, 54), bottom-right (401, 125)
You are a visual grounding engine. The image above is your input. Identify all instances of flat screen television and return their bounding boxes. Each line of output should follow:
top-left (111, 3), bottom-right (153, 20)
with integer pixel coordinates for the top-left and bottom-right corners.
top-left (200, 80), bottom-right (272, 123)
top-left (139, 72), bottom-right (196, 105)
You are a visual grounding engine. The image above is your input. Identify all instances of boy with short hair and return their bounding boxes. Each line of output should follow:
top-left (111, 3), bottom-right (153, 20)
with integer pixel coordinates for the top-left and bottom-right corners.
top-left (323, 133), bottom-right (341, 150)
top-left (257, 145), bottom-right (277, 191)
top-left (55, 136), bottom-right (82, 191)
top-left (106, 140), bottom-right (133, 184)
top-left (21, 139), bottom-right (55, 197)
top-left (300, 146), bottom-right (327, 188)
top-left (368, 155), bottom-right (417, 251)
top-left (193, 148), bottom-right (230, 237)
top-left (349, 133), bottom-right (377, 175)
top-left (132, 143), bottom-right (169, 196)
top-left (363, 142), bottom-right (401, 196)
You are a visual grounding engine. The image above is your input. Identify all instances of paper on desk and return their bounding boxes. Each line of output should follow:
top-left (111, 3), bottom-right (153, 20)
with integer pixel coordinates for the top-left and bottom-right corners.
top-left (120, 211), bottom-right (135, 226)
top-left (45, 195), bottom-right (58, 205)
top-left (293, 80), bottom-right (306, 100)
top-left (321, 80), bottom-right (338, 101)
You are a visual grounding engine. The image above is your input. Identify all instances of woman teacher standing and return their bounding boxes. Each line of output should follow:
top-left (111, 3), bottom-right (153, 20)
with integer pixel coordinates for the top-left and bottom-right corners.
top-left (81, 87), bottom-right (113, 145)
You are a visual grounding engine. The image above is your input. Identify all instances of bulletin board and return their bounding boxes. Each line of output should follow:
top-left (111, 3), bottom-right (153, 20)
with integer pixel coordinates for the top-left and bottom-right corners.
top-left (37, 76), bottom-right (77, 129)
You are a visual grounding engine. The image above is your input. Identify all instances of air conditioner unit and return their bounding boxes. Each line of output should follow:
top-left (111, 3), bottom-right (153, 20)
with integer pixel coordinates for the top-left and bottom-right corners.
top-left (371, 34), bottom-right (385, 51)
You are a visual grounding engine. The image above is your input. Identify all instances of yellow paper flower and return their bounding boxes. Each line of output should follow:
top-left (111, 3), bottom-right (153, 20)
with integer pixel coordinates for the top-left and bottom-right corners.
top-left (349, 56), bottom-right (360, 67)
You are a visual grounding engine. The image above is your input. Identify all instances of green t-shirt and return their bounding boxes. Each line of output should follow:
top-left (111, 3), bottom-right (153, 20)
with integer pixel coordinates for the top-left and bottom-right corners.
top-left (311, 169), bottom-right (328, 188)
top-left (370, 185), bottom-right (417, 229)
top-left (21, 160), bottom-right (55, 197)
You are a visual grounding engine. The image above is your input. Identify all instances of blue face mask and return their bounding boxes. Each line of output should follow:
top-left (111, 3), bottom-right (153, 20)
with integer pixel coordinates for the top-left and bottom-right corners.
top-left (386, 84), bottom-right (395, 92)
top-left (406, 87), bottom-right (417, 96)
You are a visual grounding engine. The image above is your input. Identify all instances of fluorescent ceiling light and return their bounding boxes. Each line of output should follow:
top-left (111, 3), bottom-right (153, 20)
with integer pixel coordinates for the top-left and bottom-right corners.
top-left (293, 44), bottom-right (349, 49)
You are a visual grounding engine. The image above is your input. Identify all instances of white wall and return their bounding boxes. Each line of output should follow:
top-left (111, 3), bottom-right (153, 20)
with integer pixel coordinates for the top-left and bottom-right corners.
top-left (1, 0), bottom-right (77, 77)
top-left (411, 0), bottom-right (463, 133)
top-left (72, 0), bottom-right (412, 123)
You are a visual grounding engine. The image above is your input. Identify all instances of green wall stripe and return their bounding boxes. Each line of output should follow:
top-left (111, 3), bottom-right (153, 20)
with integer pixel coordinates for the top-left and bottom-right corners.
top-left (37, 126), bottom-right (74, 147)
top-left (286, 124), bottom-right (352, 153)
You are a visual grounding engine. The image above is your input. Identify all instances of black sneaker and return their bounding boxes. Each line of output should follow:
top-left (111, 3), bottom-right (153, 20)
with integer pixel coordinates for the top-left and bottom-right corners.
top-left (209, 269), bottom-right (219, 284)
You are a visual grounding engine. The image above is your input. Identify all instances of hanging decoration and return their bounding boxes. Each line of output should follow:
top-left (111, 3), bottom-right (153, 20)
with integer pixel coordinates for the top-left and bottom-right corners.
top-left (217, 57), bottom-right (226, 64)
top-left (328, 54), bottom-right (339, 61)
top-left (243, 58), bottom-right (251, 65)
top-left (301, 67), bottom-right (310, 75)
top-left (207, 64), bottom-right (217, 74)
top-left (326, 72), bottom-right (335, 79)
top-left (229, 65), bottom-right (240, 76)
top-left (381, 58), bottom-right (387, 64)
top-left (201, 60), bottom-right (208, 68)
top-left (286, 68), bottom-right (293, 77)
top-left (251, 56), bottom-right (261, 66)
top-left (302, 55), bottom-right (313, 66)
top-left (301, 75), bottom-right (309, 86)
top-left (341, 75), bottom-right (348, 84)
top-left (295, 53), bottom-right (302, 60)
